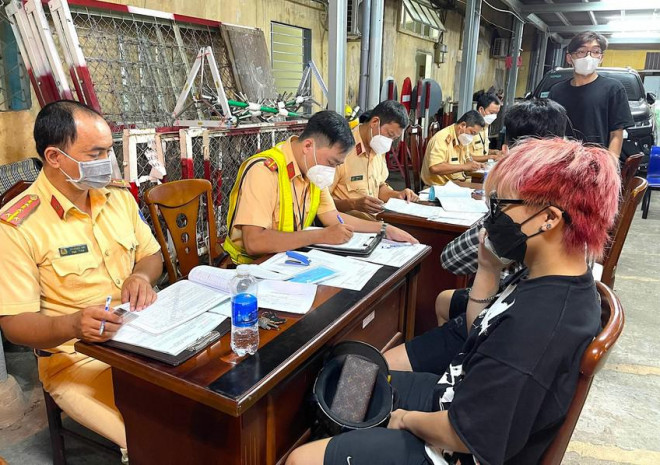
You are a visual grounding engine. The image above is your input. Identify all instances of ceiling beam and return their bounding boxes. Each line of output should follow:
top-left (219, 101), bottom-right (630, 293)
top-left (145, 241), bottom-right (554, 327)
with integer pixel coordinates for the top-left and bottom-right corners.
top-left (584, 0), bottom-right (598, 26)
top-left (521, 0), bottom-right (660, 14)
top-left (549, 24), bottom-right (660, 33)
top-left (543, 0), bottom-right (571, 27)
top-left (608, 36), bottom-right (660, 45)
top-left (498, 0), bottom-right (565, 42)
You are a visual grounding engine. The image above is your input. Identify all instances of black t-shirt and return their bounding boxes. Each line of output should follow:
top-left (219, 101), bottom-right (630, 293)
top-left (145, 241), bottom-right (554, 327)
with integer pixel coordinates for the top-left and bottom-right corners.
top-left (429, 271), bottom-right (601, 465)
top-left (548, 75), bottom-right (634, 147)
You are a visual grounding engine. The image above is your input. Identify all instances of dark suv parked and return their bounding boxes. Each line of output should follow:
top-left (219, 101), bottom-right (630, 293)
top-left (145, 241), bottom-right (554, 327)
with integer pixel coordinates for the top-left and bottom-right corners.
top-left (532, 67), bottom-right (656, 170)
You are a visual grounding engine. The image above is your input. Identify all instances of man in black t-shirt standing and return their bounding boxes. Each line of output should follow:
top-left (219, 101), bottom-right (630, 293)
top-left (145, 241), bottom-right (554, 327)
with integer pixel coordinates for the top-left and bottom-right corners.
top-left (548, 31), bottom-right (633, 157)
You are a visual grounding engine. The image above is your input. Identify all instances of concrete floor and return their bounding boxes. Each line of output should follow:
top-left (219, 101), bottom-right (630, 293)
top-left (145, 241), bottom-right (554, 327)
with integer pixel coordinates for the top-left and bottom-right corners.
top-left (1, 190), bottom-right (659, 464)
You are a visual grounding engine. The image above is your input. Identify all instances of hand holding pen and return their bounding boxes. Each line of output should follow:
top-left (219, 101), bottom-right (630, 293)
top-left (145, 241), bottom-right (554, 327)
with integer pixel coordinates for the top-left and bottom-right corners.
top-left (320, 214), bottom-right (353, 244)
top-left (73, 296), bottom-right (123, 343)
top-left (99, 295), bottom-right (112, 336)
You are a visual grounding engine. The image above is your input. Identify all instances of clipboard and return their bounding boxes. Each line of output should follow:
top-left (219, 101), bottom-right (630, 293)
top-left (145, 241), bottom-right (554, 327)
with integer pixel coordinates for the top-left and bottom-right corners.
top-left (306, 232), bottom-right (383, 257)
top-left (104, 318), bottom-right (231, 366)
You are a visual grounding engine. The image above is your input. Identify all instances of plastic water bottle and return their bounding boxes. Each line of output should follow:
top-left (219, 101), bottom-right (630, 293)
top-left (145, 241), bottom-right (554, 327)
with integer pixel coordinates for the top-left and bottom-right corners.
top-left (230, 265), bottom-right (259, 356)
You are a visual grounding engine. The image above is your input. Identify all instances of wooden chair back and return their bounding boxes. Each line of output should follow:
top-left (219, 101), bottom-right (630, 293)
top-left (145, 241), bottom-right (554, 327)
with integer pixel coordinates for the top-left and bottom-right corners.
top-left (424, 121), bottom-right (441, 155)
top-left (540, 281), bottom-right (624, 465)
top-left (620, 153), bottom-right (642, 201)
top-left (401, 124), bottom-right (424, 193)
top-left (0, 180), bottom-right (32, 207)
top-left (599, 176), bottom-right (647, 288)
top-left (144, 179), bottom-right (223, 283)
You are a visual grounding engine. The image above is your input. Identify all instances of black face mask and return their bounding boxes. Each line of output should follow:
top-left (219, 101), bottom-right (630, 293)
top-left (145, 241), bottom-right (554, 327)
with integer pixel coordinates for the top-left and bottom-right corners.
top-left (483, 207), bottom-right (549, 264)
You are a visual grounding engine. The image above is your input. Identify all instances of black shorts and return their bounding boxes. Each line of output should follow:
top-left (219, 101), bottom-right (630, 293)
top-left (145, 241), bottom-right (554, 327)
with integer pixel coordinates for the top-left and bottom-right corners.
top-left (405, 314), bottom-right (468, 375)
top-left (449, 288), bottom-right (469, 320)
top-left (324, 371), bottom-right (441, 465)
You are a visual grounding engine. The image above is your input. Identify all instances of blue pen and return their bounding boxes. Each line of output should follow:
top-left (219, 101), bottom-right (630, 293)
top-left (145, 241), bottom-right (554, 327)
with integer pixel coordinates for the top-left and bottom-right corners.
top-left (98, 295), bottom-right (112, 336)
top-left (337, 214), bottom-right (344, 224)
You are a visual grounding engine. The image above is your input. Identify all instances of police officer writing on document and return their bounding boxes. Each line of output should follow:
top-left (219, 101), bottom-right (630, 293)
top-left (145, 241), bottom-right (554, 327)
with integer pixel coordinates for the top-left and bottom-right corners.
top-left (0, 100), bottom-right (163, 462)
top-left (223, 110), bottom-right (418, 264)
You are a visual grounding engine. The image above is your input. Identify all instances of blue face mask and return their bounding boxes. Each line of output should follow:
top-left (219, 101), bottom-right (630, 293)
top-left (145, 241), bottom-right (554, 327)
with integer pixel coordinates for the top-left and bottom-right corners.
top-left (58, 148), bottom-right (112, 190)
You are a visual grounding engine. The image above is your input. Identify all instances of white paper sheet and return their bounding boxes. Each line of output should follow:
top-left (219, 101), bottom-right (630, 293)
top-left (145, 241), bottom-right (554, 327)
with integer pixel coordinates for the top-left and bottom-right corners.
top-left (356, 243), bottom-right (429, 267)
top-left (258, 280), bottom-right (317, 314)
top-left (124, 280), bottom-right (229, 335)
top-left (261, 250), bottom-right (382, 291)
top-left (433, 181), bottom-right (474, 198)
top-left (384, 198), bottom-right (445, 218)
top-left (437, 196), bottom-right (488, 213)
top-left (305, 249), bottom-right (382, 291)
top-left (112, 311), bottom-right (227, 356)
top-left (312, 231), bottom-right (379, 252)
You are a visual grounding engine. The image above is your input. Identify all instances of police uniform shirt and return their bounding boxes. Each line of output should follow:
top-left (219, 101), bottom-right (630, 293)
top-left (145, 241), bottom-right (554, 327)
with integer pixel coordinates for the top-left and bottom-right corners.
top-left (421, 124), bottom-right (469, 186)
top-left (229, 136), bottom-right (336, 251)
top-left (469, 126), bottom-right (490, 159)
top-left (330, 125), bottom-right (390, 200)
top-left (0, 171), bottom-right (161, 353)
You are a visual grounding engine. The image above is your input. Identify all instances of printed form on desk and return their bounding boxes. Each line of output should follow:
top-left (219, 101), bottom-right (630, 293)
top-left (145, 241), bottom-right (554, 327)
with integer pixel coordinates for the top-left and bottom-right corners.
top-left (112, 311), bottom-right (227, 356)
top-left (356, 243), bottom-right (429, 267)
top-left (119, 280), bottom-right (230, 335)
top-left (260, 250), bottom-right (382, 291)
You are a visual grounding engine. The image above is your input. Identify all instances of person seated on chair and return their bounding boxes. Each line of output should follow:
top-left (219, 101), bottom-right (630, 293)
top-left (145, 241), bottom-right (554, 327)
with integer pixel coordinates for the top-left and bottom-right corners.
top-left (287, 137), bottom-right (620, 465)
top-left (223, 110), bottom-right (418, 264)
top-left (469, 90), bottom-right (503, 163)
top-left (0, 100), bottom-right (163, 462)
top-left (437, 98), bottom-right (569, 327)
top-left (330, 100), bottom-right (418, 220)
top-left (421, 110), bottom-right (485, 187)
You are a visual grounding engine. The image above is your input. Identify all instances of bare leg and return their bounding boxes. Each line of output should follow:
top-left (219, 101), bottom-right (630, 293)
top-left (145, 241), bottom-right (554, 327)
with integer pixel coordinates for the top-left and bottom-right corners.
top-left (286, 438), bottom-right (331, 465)
top-left (435, 289), bottom-right (455, 326)
top-left (383, 343), bottom-right (413, 371)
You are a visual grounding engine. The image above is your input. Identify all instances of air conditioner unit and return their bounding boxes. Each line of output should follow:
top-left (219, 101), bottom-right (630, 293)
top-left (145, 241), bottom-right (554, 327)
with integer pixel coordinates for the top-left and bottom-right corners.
top-left (491, 38), bottom-right (510, 58)
top-left (347, 0), bottom-right (363, 37)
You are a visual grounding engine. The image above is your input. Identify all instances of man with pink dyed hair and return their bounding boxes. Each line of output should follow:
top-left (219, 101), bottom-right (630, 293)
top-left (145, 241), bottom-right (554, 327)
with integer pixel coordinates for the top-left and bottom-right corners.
top-left (288, 138), bottom-right (620, 465)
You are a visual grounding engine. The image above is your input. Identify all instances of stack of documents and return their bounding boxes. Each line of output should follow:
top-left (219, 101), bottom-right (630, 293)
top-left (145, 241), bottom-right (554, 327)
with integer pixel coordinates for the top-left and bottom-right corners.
top-left (383, 198), bottom-right (484, 226)
top-left (356, 240), bottom-right (429, 268)
top-left (260, 250), bottom-right (382, 291)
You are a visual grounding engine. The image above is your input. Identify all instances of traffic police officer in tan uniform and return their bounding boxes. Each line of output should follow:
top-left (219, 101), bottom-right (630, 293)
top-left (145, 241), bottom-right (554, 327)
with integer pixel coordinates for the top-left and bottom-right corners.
top-left (223, 111), bottom-right (418, 264)
top-left (469, 91), bottom-right (504, 162)
top-left (421, 110), bottom-right (485, 187)
top-left (0, 101), bottom-right (163, 462)
top-left (330, 100), bottom-right (418, 220)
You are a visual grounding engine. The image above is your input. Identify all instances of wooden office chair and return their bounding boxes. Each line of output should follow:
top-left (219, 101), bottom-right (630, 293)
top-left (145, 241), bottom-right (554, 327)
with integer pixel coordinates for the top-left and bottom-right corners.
top-left (41, 388), bottom-right (119, 465)
top-left (144, 179), bottom-right (226, 283)
top-left (596, 176), bottom-right (648, 288)
top-left (424, 121), bottom-right (441, 156)
top-left (540, 281), bottom-right (624, 465)
top-left (401, 124), bottom-right (424, 193)
top-left (0, 180), bottom-right (32, 207)
top-left (620, 153), bottom-right (642, 201)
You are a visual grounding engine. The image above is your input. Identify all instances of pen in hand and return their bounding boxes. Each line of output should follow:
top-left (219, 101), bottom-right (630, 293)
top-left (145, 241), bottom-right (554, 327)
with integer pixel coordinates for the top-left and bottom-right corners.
top-left (99, 295), bottom-right (112, 336)
top-left (337, 214), bottom-right (344, 224)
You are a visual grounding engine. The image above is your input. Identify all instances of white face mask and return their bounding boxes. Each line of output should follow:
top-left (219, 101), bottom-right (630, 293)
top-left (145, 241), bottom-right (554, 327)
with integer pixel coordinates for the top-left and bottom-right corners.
top-left (483, 113), bottom-right (497, 125)
top-left (57, 148), bottom-right (112, 190)
top-left (305, 144), bottom-right (336, 190)
top-left (458, 133), bottom-right (474, 146)
top-left (572, 56), bottom-right (600, 76)
top-left (369, 122), bottom-right (393, 154)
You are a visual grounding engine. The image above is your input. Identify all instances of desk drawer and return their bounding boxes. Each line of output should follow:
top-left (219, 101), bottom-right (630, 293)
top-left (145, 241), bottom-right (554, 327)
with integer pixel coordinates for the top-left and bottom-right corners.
top-left (336, 279), bottom-right (406, 351)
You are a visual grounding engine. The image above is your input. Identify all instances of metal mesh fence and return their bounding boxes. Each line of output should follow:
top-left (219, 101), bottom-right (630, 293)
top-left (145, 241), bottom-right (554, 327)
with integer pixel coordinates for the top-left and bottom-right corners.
top-left (0, 11), bottom-right (31, 111)
top-left (47, 5), bottom-right (238, 129)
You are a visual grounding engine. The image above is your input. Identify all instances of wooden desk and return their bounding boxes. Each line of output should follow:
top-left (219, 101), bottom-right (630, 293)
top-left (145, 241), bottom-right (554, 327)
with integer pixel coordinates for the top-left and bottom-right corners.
top-left (76, 249), bottom-right (429, 465)
top-left (378, 212), bottom-right (471, 335)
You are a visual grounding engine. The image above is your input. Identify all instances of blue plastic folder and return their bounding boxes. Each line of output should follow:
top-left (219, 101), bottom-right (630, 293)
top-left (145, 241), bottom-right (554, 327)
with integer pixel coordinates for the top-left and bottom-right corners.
top-left (290, 266), bottom-right (338, 284)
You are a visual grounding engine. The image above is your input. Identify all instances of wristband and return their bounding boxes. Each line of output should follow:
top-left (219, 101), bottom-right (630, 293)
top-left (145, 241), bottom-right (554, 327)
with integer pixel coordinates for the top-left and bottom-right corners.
top-left (468, 292), bottom-right (498, 304)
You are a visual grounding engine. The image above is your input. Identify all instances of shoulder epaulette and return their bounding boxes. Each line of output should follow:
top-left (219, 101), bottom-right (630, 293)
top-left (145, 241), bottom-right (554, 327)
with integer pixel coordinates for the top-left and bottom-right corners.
top-left (107, 179), bottom-right (130, 188)
top-left (0, 194), bottom-right (40, 227)
top-left (263, 158), bottom-right (278, 172)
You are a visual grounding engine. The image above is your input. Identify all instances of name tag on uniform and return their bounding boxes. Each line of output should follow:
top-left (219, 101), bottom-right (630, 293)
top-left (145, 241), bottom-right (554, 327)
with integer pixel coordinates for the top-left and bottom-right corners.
top-left (451, 157), bottom-right (459, 162)
top-left (351, 175), bottom-right (364, 181)
top-left (59, 244), bottom-right (89, 256)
